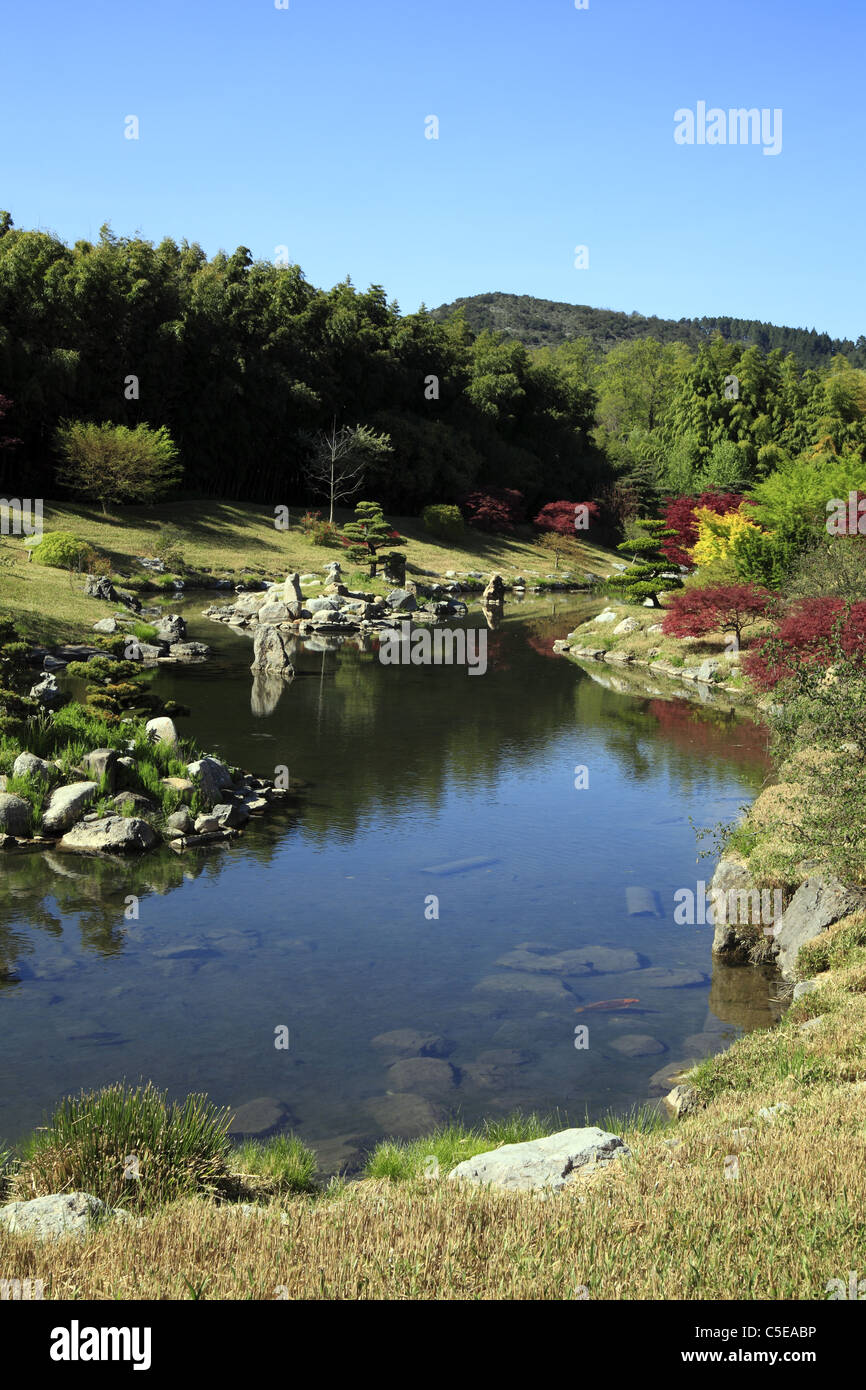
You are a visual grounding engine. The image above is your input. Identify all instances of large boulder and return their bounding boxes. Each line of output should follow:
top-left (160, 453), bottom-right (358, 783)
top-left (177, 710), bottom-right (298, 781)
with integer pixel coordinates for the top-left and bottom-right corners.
top-left (448, 1127), bottom-right (630, 1192)
top-left (773, 874), bottom-right (866, 980)
top-left (186, 756), bottom-right (235, 807)
top-left (12, 752), bottom-right (57, 787)
top-left (251, 625), bottom-right (295, 675)
top-left (29, 672), bottom-right (61, 707)
top-left (386, 589), bottom-right (417, 612)
top-left (42, 782), bottom-right (98, 834)
top-left (82, 747), bottom-right (118, 792)
top-left (153, 614), bottom-right (186, 643)
top-left (58, 815), bottom-right (159, 854)
top-left (258, 600), bottom-right (293, 624)
top-left (168, 642), bottom-right (211, 661)
top-left (0, 793), bottom-right (33, 837)
top-left (212, 801), bottom-right (250, 829)
top-left (0, 1192), bottom-right (123, 1242)
top-left (83, 576), bottom-right (117, 602)
top-left (145, 717), bottom-right (178, 747)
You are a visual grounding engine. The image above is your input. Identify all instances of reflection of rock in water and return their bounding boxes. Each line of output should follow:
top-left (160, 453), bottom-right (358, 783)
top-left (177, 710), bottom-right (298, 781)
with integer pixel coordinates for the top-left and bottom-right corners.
top-left (709, 960), bottom-right (785, 1032)
top-left (302, 636), bottom-right (348, 653)
top-left (251, 667), bottom-right (290, 718)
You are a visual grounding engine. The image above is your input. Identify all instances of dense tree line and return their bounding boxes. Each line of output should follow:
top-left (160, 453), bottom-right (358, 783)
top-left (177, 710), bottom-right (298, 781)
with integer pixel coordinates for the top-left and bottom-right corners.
top-left (1, 213), bottom-right (864, 522)
top-left (0, 215), bottom-right (603, 511)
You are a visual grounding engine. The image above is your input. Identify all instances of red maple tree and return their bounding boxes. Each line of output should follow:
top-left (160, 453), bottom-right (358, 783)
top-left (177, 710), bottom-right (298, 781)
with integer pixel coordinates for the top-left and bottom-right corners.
top-left (661, 584), bottom-right (775, 646)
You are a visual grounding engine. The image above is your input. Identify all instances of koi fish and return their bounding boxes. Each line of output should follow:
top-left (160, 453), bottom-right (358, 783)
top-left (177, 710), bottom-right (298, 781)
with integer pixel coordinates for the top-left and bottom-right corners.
top-left (574, 998), bottom-right (640, 1014)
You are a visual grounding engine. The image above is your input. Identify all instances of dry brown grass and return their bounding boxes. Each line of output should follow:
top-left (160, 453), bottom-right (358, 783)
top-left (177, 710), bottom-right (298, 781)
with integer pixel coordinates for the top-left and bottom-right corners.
top-left (4, 1067), bottom-right (865, 1300)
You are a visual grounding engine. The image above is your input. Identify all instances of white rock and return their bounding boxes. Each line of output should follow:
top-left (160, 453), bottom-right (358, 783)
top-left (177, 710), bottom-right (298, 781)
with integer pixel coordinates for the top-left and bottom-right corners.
top-left (448, 1127), bottom-right (629, 1192)
top-left (145, 716), bottom-right (178, 747)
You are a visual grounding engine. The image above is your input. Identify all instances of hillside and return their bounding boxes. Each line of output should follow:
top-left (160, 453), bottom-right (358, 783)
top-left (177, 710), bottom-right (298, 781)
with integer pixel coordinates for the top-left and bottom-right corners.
top-left (430, 292), bottom-right (866, 369)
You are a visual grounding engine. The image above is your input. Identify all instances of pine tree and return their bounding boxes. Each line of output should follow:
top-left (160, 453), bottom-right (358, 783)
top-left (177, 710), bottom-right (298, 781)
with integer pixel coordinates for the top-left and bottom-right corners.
top-left (341, 501), bottom-right (406, 578)
top-left (606, 518), bottom-right (684, 607)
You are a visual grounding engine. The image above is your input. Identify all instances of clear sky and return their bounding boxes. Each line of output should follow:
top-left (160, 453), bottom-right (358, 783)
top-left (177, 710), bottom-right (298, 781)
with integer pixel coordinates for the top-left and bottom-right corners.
top-left (1, 0), bottom-right (863, 339)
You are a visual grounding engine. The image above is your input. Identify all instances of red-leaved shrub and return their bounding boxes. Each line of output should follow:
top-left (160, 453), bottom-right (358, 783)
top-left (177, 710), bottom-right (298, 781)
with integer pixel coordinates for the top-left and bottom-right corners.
top-left (533, 500), bottom-right (601, 535)
top-left (661, 584), bottom-right (774, 645)
top-left (463, 488), bottom-right (525, 533)
top-left (743, 597), bottom-right (866, 690)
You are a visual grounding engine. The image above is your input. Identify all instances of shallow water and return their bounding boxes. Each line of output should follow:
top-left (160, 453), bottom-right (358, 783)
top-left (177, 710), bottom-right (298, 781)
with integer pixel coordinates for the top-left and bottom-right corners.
top-left (0, 593), bottom-right (778, 1167)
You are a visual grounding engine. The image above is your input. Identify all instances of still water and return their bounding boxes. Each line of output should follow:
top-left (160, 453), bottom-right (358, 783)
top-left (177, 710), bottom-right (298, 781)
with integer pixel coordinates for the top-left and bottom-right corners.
top-left (0, 595), bottom-right (776, 1169)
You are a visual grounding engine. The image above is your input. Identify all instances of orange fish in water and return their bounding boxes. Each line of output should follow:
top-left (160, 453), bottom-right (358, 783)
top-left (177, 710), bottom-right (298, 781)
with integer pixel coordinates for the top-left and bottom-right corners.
top-left (574, 998), bottom-right (640, 1013)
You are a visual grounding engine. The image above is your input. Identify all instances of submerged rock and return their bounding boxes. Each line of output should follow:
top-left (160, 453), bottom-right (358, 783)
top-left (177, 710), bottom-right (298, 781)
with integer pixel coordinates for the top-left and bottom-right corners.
top-left (609, 1034), bottom-right (667, 1057)
top-left (228, 1097), bottom-right (295, 1137)
top-left (385, 1058), bottom-right (458, 1099)
top-left (370, 1029), bottom-right (455, 1060)
top-left (366, 1092), bottom-right (446, 1136)
top-left (473, 972), bottom-right (574, 1002)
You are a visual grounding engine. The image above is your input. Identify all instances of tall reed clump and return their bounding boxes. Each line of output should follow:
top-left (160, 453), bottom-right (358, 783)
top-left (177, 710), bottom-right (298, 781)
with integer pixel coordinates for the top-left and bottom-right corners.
top-left (13, 1083), bottom-right (233, 1211)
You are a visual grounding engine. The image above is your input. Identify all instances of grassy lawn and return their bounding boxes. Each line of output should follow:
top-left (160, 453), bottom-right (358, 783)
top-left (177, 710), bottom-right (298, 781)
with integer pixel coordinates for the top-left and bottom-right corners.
top-left (0, 499), bottom-right (617, 646)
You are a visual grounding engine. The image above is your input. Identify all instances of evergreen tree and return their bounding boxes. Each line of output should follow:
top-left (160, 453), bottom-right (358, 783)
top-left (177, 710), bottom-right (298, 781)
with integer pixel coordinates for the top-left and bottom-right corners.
top-left (606, 519), bottom-right (684, 607)
top-left (341, 501), bottom-right (406, 577)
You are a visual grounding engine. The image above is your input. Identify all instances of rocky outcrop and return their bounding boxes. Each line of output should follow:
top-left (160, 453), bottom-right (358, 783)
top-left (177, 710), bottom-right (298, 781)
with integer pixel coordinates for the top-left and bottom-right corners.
top-left (772, 875), bottom-right (866, 980)
top-left (448, 1127), bottom-right (630, 1191)
top-left (251, 625), bottom-right (295, 674)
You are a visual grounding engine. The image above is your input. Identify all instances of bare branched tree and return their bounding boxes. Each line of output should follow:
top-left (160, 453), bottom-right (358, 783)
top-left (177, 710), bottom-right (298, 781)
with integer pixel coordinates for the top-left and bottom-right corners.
top-left (302, 420), bottom-right (392, 524)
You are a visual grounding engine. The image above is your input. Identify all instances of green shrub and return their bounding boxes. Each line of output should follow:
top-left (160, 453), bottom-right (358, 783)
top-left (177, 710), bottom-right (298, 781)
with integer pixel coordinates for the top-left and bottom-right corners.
top-left (232, 1135), bottom-right (318, 1195)
top-left (13, 1082), bottom-right (232, 1211)
top-left (3, 771), bottom-right (50, 828)
top-left (422, 504), bottom-right (464, 542)
top-left (30, 532), bottom-right (96, 570)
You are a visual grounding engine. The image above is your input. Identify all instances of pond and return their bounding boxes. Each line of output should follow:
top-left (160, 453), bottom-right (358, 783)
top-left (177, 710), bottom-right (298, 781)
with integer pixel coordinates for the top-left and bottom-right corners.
top-left (0, 593), bottom-right (778, 1171)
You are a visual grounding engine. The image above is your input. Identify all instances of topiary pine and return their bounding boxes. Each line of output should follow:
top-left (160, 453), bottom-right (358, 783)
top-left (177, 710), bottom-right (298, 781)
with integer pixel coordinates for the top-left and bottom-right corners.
top-left (606, 518), bottom-right (684, 608)
top-left (341, 501), bottom-right (407, 578)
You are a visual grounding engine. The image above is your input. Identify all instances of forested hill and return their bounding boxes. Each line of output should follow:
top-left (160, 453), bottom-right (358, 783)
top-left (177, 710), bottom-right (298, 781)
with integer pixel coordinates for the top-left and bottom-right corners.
top-left (430, 292), bottom-right (866, 370)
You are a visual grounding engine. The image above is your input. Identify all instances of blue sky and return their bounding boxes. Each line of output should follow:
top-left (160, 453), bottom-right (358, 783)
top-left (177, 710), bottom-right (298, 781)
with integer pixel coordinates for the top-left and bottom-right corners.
top-left (1, 0), bottom-right (863, 339)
